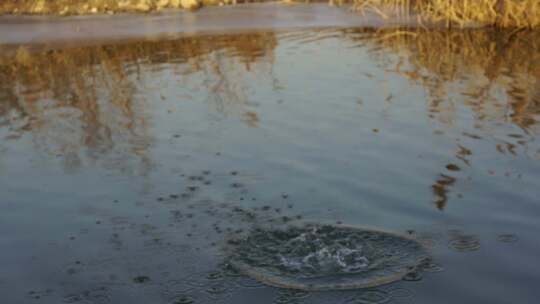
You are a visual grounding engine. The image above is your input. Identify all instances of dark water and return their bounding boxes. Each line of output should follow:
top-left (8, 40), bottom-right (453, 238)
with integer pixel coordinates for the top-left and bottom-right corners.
top-left (1, 26), bottom-right (539, 304)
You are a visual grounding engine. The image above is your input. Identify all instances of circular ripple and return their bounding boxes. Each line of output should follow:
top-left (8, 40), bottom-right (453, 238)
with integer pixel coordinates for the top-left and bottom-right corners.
top-left (402, 271), bottom-right (423, 282)
top-left (386, 287), bottom-right (414, 299)
top-left (161, 279), bottom-right (195, 295)
top-left (169, 294), bottom-right (196, 304)
top-left (221, 264), bottom-right (243, 278)
top-left (418, 259), bottom-right (444, 273)
top-left (497, 234), bottom-right (518, 244)
top-left (274, 295), bottom-right (302, 304)
top-left (346, 290), bottom-right (391, 304)
top-left (278, 289), bottom-right (311, 299)
top-left (184, 271), bottom-right (224, 289)
top-left (204, 282), bottom-right (234, 300)
top-left (233, 276), bottom-right (267, 289)
top-left (448, 235), bottom-right (480, 252)
top-left (228, 223), bottom-right (428, 290)
top-left (63, 294), bottom-right (83, 303)
top-left (205, 271), bottom-right (224, 281)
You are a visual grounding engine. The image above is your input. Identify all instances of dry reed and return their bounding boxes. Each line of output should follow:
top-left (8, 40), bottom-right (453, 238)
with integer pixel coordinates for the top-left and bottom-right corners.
top-left (1, 0), bottom-right (539, 28)
top-left (354, 0), bottom-right (540, 28)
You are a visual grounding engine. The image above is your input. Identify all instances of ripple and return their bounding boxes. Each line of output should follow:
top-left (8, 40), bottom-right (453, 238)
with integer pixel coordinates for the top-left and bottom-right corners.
top-left (221, 263), bottom-right (243, 278)
top-left (448, 234), bottom-right (481, 252)
top-left (168, 294), bottom-right (196, 304)
top-left (274, 294), bottom-right (302, 304)
top-left (233, 276), bottom-right (267, 289)
top-left (419, 259), bottom-right (445, 273)
top-left (228, 224), bottom-right (428, 290)
top-left (205, 271), bottom-right (224, 281)
top-left (345, 289), bottom-right (391, 304)
top-left (204, 282), bottom-right (235, 300)
top-left (63, 294), bottom-right (83, 303)
top-left (278, 289), bottom-right (311, 299)
top-left (63, 287), bottom-right (110, 304)
top-left (386, 287), bottom-right (414, 299)
top-left (402, 271), bottom-right (423, 282)
top-left (497, 234), bottom-right (518, 243)
top-left (161, 279), bottom-right (195, 295)
top-left (184, 271), bottom-right (225, 289)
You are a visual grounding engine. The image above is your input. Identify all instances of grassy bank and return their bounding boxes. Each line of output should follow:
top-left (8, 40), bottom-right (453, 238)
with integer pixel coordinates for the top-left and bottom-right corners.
top-left (1, 0), bottom-right (539, 28)
top-left (354, 0), bottom-right (540, 28)
top-left (0, 0), bottom-right (219, 15)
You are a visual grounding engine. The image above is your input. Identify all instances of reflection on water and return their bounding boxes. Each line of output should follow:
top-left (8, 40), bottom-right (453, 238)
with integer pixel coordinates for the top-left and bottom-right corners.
top-left (0, 33), bottom-right (277, 173)
top-left (1, 29), bottom-right (538, 207)
top-left (347, 28), bottom-right (540, 210)
top-left (353, 28), bottom-right (540, 132)
top-left (1, 26), bottom-right (539, 303)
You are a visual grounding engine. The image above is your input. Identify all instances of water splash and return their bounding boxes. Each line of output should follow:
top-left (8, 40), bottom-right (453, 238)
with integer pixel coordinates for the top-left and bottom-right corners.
top-left (227, 223), bottom-right (428, 290)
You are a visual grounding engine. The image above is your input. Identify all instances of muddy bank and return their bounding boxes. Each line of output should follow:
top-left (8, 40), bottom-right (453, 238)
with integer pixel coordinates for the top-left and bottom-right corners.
top-left (0, 3), bottom-right (427, 50)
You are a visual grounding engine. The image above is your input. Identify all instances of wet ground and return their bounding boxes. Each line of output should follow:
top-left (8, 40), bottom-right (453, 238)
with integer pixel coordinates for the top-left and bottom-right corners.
top-left (1, 3), bottom-right (539, 304)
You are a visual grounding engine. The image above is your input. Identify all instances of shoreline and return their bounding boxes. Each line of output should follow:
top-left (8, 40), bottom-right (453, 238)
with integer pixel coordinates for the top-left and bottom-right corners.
top-left (0, 3), bottom-right (471, 51)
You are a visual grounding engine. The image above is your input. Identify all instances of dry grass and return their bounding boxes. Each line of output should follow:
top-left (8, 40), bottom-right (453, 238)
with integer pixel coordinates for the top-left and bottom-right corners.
top-left (354, 0), bottom-right (540, 28)
top-left (0, 0), bottom-right (224, 15)
top-left (1, 0), bottom-right (539, 28)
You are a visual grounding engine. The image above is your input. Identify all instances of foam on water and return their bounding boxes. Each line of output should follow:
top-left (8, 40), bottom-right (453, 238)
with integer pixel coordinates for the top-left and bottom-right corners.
top-left (227, 223), bottom-right (429, 290)
top-left (276, 228), bottom-right (370, 276)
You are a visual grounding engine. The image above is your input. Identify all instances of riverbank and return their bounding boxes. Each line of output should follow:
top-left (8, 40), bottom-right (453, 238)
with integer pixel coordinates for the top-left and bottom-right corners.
top-left (1, 0), bottom-right (539, 28)
top-left (0, 3), bottom-right (419, 50)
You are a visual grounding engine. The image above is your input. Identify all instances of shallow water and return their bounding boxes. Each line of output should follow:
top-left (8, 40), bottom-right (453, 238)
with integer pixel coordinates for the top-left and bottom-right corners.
top-left (1, 11), bottom-right (540, 304)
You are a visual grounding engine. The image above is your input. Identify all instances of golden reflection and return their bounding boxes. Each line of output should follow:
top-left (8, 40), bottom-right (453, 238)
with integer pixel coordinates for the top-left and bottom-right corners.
top-left (346, 28), bottom-right (540, 210)
top-left (0, 28), bottom-right (538, 209)
top-left (0, 32), bottom-right (277, 172)
top-left (351, 28), bottom-right (540, 133)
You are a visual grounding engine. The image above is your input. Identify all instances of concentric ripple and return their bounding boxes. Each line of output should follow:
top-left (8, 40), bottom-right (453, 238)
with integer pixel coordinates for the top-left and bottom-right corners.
top-left (345, 289), bottom-right (391, 304)
top-left (227, 223), bottom-right (428, 290)
top-left (448, 234), bottom-right (481, 252)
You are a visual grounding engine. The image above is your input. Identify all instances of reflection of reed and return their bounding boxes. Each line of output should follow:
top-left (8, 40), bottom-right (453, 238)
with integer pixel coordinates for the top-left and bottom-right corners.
top-left (0, 32), bottom-right (277, 172)
top-left (352, 28), bottom-right (540, 132)
top-left (348, 28), bottom-right (540, 210)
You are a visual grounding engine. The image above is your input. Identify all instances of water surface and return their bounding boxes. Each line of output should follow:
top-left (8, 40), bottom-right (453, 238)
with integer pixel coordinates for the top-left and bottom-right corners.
top-left (1, 21), bottom-right (539, 304)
